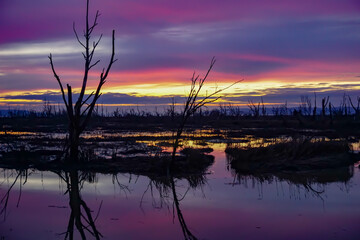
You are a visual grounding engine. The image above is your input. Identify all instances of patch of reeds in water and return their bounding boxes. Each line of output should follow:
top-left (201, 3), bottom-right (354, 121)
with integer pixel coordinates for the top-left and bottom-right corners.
top-left (226, 137), bottom-right (357, 172)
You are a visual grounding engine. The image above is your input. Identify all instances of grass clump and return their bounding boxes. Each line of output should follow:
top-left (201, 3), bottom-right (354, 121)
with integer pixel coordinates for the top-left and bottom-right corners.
top-left (226, 137), bottom-right (356, 172)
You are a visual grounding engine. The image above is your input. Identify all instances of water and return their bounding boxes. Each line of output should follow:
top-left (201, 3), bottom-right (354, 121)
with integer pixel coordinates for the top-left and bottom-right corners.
top-left (0, 144), bottom-right (359, 240)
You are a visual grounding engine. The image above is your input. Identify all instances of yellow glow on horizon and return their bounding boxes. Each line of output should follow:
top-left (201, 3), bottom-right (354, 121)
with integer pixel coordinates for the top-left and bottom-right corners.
top-left (1, 79), bottom-right (360, 104)
top-left (0, 98), bottom-right (43, 103)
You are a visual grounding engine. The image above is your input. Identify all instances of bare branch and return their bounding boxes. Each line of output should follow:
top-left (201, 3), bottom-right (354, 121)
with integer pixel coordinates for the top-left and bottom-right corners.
top-left (49, 54), bottom-right (68, 109)
top-left (81, 93), bottom-right (102, 118)
top-left (81, 91), bottom-right (95, 107)
top-left (89, 60), bottom-right (100, 69)
top-left (89, 10), bottom-right (101, 35)
top-left (89, 34), bottom-right (103, 63)
top-left (194, 79), bottom-right (242, 112)
top-left (169, 57), bottom-right (240, 165)
top-left (100, 30), bottom-right (117, 81)
top-left (348, 95), bottom-right (358, 112)
top-left (73, 22), bottom-right (86, 49)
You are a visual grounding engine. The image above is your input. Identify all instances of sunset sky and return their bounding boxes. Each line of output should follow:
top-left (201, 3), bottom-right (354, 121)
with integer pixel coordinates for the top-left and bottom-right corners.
top-left (0, 0), bottom-right (359, 110)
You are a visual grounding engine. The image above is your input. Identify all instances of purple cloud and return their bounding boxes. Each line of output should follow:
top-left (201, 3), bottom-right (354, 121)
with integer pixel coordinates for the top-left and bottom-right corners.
top-left (0, 0), bottom-right (359, 109)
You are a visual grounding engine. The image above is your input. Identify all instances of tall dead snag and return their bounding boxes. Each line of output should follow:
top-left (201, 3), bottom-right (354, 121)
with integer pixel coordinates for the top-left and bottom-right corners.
top-left (312, 92), bottom-right (317, 119)
top-left (49, 0), bottom-right (117, 162)
top-left (169, 57), bottom-right (240, 173)
top-left (321, 96), bottom-right (329, 117)
top-left (348, 95), bottom-right (360, 117)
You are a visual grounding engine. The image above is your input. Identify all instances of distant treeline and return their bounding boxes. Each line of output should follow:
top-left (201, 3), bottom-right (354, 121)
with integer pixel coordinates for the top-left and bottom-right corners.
top-left (1, 93), bottom-right (359, 119)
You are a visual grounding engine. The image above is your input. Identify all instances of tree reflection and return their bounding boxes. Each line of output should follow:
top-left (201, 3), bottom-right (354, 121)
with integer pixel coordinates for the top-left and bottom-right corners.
top-left (1, 167), bottom-right (206, 240)
top-left (170, 177), bottom-right (198, 240)
top-left (0, 169), bottom-right (28, 220)
top-left (0, 169), bottom-right (103, 240)
top-left (57, 170), bottom-right (102, 240)
top-left (143, 174), bottom-right (207, 240)
top-left (227, 155), bottom-right (354, 199)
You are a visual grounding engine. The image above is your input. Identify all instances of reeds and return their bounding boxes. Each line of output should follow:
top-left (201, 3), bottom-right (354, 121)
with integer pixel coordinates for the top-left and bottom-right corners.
top-left (226, 137), bottom-right (355, 172)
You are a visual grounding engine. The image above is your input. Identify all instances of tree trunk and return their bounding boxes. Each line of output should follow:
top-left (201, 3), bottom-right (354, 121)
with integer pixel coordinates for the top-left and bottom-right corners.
top-left (49, 0), bottom-right (116, 164)
top-left (68, 125), bottom-right (80, 162)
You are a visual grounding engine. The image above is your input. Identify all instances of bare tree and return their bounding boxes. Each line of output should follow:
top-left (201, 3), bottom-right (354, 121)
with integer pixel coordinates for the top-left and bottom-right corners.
top-left (340, 93), bottom-right (350, 116)
top-left (248, 97), bottom-right (266, 117)
top-left (260, 97), bottom-right (266, 116)
top-left (49, 0), bottom-right (117, 162)
top-left (247, 100), bottom-right (260, 117)
top-left (329, 102), bottom-right (333, 125)
top-left (321, 96), bottom-right (329, 117)
top-left (312, 92), bottom-right (317, 118)
top-left (169, 57), bottom-right (240, 173)
top-left (348, 95), bottom-right (360, 117)
top-left (299, 95), bottom-right (312, 116)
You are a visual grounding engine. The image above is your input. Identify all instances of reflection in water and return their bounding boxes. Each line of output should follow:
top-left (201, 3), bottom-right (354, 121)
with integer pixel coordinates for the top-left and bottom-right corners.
top-left (0, 170), bottom-right (28, 220)
top-left (0, 169), bottom-right (103, 239)
top-left (227, 152), bottom-right (354, 200)
top-left (170, 177), bottom-right (198, 240)
top-left (0, 169), bottom-right (205, 240)
top-left (143, 175), bottom-right (207, 240)
top-left (59, 170), bottom-right (102, 239)
top-left (0, 143), bottom-right (358, 240)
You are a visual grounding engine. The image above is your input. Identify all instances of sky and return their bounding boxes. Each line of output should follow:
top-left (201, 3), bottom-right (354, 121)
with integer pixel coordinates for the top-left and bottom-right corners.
top-left (0, 0), bottom-right (359, 111)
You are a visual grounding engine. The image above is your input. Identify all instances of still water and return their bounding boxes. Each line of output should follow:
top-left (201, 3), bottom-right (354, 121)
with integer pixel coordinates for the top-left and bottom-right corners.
top-left (0, 144), bottom-right (359, 240)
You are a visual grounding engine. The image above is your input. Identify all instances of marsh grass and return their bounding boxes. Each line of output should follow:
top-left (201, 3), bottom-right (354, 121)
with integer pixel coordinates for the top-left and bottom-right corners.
top-left (226, 137), bottom-right (356, 172)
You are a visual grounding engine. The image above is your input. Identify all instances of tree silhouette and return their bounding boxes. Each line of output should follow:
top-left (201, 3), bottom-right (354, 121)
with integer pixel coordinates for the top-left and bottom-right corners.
top-left (49, 0), bottom-right (117, 162)
top-left (168, 58), bottom-right (240, 174)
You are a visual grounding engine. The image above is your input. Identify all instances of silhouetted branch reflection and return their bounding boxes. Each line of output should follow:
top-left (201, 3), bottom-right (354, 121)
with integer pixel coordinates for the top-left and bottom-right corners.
top-left (0, 168), bottom-right (134, 240)
top-left (143, 174), bottom-right (207, 240)
top-left (170, 177), bottom-right (198, 240)
top-left (0, 169), bottom-right (29, 221)
top-left (57, 170), bottom-right (103, 240)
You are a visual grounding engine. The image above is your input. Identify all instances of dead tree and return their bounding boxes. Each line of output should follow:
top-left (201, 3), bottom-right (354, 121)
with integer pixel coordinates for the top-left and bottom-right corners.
top-left (299, 95), bottom-right (312, 116)
top-left (329, 102), bottom-right (333, 125)
top-left (348, 95), bottom-right (360, 117)
top-left (169, 57), bottom-right (240, 173)
top-left (248, 98), bottom-right (266, 117)
top-left (49, 0), bottom-right (117, 162)
top-left (312, 92), bottom-right (317, 118)
top-left (260, 97), bottom-right (266, 116)
top-left (321, 96), bottom-right (329, 117)
top-left (167, 97), bottom-right (176, 122)
top-left (340, 93), bottom-right (349, 116)
top-left (247, 100), bottom-right (260, 117)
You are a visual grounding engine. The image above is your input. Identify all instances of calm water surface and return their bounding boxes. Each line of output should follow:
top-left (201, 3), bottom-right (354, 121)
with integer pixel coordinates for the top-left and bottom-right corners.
top-left (0, 143), bottom-right (359, 240)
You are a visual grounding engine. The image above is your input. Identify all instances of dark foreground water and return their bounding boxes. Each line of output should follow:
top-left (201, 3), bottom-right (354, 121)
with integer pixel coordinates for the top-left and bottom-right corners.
top-left (0, 144), bottom-right (359, 240)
